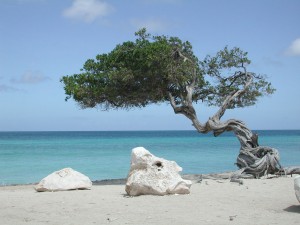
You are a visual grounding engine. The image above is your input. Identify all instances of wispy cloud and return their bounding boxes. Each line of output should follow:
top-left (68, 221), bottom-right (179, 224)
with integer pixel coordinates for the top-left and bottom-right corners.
top-left (0, 84), bottom-right (21, 92)
top-left (285, 38), bottom-right (300, 56)
top-left (131, 18), bottom-right (169, 32)
top-left (11, 71), bottom-right (50, 84)
top-left (262, 57), bottom-right (284, 67)
top-left (63, 0), bottom-right (114, 23)
top-left (142, 0), bottom-right (182, 4)
top-left (7, 0), bottom-right (45, 3)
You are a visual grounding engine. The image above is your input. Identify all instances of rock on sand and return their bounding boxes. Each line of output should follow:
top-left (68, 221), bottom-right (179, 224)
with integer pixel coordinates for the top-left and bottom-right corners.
top-left (35, 168), bottom-right (92, 192)
top-left (125, 147), bottom-right (192, 196)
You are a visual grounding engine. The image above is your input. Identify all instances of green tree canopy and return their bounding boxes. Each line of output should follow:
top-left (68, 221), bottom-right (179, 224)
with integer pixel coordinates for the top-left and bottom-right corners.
top-left (61, 28), bottom-right (274, 113)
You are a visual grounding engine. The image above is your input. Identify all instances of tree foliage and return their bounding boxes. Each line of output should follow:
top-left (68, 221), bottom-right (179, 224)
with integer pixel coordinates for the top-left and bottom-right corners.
top-left (61, 28), bottom-right (275, 113)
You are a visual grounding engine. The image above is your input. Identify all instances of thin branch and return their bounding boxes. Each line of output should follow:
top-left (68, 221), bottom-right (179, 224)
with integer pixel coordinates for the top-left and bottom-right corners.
top-left (168, 92), bottom-right (178, 109)
top-left (213, 68), bottom-right (253, 121)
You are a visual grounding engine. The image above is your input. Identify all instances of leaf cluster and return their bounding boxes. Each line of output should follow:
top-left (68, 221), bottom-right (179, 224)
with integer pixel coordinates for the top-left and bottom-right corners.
top-left (202, 47), bottom-right (275, 108)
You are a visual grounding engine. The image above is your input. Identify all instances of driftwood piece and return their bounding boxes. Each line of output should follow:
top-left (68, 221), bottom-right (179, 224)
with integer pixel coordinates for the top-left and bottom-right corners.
top-left (278, 166), bottom-right (300, 176)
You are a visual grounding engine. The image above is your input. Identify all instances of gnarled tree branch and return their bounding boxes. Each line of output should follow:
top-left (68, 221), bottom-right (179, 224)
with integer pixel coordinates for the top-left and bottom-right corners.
top-left (168, 63), bottom-right (290, 179)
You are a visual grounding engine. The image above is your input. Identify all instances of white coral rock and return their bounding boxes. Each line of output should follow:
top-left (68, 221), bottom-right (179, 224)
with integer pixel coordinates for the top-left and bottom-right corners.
top-left (125, 147), bottom-right (192, 196)
top-left (35, 168), bottom-right (92, 192)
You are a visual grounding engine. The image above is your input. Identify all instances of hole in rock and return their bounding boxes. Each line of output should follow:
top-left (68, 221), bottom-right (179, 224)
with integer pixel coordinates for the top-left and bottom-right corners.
top-left (155, 162), bottom-right (163, 167)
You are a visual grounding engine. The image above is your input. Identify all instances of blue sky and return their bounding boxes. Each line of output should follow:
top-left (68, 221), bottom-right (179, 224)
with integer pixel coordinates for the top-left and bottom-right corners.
top-left (0, 0), bottom-right (299, 131)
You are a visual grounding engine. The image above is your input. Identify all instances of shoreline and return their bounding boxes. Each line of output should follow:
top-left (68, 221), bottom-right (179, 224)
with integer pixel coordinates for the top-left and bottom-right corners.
top-left (0, 171), bottom-right (236, 187)
top-left (0, 171), bottom-right (293, 187)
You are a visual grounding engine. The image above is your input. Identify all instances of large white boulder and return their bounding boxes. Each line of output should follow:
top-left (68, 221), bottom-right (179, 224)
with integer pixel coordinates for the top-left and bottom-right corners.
top-left (35, 168), bottom-right (92, 192)
top-left (294, 175), bottom-right (300, 203)
top-left (125, 147), bottom-right (192, 196)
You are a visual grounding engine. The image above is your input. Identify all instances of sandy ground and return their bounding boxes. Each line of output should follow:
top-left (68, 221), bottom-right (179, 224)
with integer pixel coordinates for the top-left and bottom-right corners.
top-left (0, 176), bottom-right (299, 225)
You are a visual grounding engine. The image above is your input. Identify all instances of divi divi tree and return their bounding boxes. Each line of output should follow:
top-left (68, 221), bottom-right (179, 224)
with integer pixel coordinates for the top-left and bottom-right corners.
top-left (61, 28), bottom-right (298, 178)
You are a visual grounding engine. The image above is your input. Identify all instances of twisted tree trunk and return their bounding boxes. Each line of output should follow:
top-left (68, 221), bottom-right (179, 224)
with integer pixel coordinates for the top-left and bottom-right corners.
top-left (168, 70), bottom-right (297, 179)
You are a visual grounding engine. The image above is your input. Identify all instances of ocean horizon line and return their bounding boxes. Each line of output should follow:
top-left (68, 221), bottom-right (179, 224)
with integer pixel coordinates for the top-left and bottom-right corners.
top-left (1, 129), bottom-right (300, 133)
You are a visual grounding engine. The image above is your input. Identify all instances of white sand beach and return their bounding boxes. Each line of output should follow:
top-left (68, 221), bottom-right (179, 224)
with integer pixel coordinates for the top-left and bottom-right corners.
top-left (0, 176), bottom-right (299, 225)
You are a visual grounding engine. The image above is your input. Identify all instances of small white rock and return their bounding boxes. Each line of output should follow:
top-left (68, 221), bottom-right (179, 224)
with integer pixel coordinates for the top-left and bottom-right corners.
top-left (35, 168), bottom-right (92, 192)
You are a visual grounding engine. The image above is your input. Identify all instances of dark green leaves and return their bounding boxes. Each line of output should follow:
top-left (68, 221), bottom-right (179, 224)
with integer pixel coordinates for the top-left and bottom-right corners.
top-left (61, 28), bottom-right (201, 109)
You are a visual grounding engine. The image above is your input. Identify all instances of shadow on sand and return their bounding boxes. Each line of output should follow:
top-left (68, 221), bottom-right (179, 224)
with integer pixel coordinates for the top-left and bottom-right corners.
top-left (284, 205), bottom-right (300, 213)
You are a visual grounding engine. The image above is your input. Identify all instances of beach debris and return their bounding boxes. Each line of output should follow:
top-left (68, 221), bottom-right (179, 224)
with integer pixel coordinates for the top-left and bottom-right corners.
top-left (35, 168), bottom-right (92, 192)
top-left (294, 175), bottom-right (300, 203)
top-left (229, 215), bottom-right (237, 221)
top-left (107, 217), bottom-right (118, 222)
top-left (182, 174), bottom-right (203, 183)
top-left (230, 178), bottom-right (244, 185)
top-left (125, 147), bottom-right (192, 196)
top-left (280, 166), bottom-right (300, 177)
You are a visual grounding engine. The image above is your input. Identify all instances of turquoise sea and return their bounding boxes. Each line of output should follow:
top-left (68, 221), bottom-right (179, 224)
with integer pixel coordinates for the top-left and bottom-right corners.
top-left (0, 130), bottom-right (299, 185)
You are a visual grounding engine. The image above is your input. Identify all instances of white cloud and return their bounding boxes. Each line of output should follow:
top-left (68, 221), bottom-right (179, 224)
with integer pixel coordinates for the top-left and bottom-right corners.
top-left (285, 38), bottom-right (300, 56)
top-left (63, 0), bottom-right (113, 23)
top-left (131, 18), bottom-right (169, 32)
top-left (11, 71), bottom-right (50, 84)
